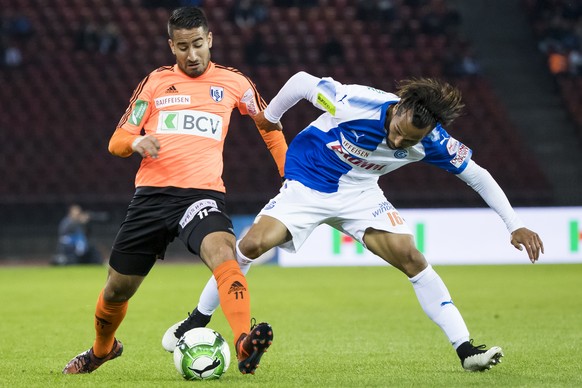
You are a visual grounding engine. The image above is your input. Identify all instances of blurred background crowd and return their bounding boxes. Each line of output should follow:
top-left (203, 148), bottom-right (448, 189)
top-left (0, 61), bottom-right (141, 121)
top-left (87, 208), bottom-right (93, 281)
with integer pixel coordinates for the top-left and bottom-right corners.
top-left (1, 0), bottom-right (581, 261)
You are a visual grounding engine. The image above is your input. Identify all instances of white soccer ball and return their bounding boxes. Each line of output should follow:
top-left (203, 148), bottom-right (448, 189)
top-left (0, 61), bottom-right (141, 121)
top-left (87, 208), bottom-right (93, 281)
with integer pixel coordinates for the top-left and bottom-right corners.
top-left (173, 327), bottom-right (231, 380)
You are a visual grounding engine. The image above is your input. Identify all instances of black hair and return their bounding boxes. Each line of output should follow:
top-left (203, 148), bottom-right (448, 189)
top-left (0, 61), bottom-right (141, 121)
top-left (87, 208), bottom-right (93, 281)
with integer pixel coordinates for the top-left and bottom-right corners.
top-left (167, 6), bottom-right (209, 39)
top-left (395, 78), bottom-right (464, 129)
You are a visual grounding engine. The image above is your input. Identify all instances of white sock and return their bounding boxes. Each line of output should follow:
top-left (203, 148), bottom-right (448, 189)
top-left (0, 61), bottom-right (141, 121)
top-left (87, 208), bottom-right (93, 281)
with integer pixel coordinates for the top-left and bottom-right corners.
top-left (196, 240), bottom-right (253, 316)
top-left (409, 265), bottom-right (470, 349)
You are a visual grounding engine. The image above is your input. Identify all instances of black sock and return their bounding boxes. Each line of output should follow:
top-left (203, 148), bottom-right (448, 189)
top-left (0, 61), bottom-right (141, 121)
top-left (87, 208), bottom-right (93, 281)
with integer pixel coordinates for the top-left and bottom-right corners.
top-left (191, 307), bottom-right (212, 326)
top-left (456, 341), bottom-right (473, 360)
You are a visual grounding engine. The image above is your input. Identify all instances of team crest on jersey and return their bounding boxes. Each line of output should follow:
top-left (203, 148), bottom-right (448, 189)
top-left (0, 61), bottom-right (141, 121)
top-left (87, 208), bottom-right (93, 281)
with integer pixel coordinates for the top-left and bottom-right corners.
top-left (394, 149), bottom-right (408, 159)
top-left (210, 86), bottom-right (224, 102)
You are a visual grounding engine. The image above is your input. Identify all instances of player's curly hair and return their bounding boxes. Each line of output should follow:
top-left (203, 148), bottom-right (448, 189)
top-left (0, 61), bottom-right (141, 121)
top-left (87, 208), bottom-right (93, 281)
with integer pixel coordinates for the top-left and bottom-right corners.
top-left (395, 78), bottom-right (464, 129)
top-left (167, 6), bottom-right (209, 38)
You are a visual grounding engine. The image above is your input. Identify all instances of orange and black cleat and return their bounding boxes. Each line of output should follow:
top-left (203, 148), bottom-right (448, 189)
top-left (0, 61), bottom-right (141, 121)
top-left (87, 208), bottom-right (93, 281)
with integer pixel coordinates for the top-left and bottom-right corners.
top-left (236, 321), bottom-right (273, 374)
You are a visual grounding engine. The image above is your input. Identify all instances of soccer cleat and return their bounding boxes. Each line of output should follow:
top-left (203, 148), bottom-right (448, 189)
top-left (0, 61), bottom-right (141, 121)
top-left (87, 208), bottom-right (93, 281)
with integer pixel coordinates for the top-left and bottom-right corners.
top-left (236, 321), bottom-right (273, 374)
top-left (62, 339), bottom-right (123, 374)
top-left (162, 308), bottom-right (212, 352)
top-left (457, 340), bottom-right (503, 372)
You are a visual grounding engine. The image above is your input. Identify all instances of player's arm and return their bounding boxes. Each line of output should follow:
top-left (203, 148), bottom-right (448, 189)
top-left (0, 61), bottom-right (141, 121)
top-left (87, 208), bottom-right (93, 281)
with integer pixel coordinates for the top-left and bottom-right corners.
top-left (254, 71), bottom-right (325, 178)
top-left (456, 160), bottom-right (544, 263)
top-left (108, 127), bottom-right (160, 159)
top-left (110, 74), bottom-right (160, 159)
top-left (251, 114), bottom-right (287, 178)
top-left (263, 71), bottom-right (321, 123)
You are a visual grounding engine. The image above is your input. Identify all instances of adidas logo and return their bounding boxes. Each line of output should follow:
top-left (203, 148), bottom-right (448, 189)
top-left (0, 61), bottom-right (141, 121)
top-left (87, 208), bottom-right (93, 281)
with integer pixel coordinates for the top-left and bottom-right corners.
top-left (95, 315), bottom-right (112, 329)
top-left (228, 281), bottom-right (247, 294)
top-left (165, 85), bottom-right (178, 93)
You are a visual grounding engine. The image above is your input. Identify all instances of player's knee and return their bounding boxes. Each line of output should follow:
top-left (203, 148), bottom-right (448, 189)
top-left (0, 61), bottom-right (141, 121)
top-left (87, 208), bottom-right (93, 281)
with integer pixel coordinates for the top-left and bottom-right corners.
top-left (103, 270), bottom-right (140, 302)
top-left (396, 247), bottom-right (427, 277)
top-left (103, 284), bottom-right (133, 302)
top-left (238, 234), bottom-right (267, 259)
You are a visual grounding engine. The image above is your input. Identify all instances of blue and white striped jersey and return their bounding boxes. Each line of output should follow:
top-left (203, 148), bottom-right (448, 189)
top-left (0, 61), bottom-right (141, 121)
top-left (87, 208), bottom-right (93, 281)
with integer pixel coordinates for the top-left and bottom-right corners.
top-left (283, 76), bottom-right (473, 193)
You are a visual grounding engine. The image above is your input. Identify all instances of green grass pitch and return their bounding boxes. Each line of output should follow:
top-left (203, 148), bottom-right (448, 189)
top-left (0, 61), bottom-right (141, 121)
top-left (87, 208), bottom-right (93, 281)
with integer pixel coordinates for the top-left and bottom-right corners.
top-left (0, 263), bottom-right (580, 387)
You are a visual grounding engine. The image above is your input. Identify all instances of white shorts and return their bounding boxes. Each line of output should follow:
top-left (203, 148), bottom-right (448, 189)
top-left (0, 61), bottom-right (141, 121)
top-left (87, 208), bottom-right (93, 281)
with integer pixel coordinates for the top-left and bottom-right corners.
top-left (257, 180), bottom-right (412, 253)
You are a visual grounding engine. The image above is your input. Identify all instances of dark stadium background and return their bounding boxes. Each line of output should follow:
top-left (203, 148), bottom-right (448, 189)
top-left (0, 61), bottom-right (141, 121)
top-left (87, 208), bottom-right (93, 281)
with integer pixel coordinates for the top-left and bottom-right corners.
top-left (1, 0), bottom-right (581, 262)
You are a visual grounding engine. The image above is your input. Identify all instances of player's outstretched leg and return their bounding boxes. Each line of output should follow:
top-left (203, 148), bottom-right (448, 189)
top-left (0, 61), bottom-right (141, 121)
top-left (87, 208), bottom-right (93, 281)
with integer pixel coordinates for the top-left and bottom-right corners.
top-left (457, 340), bottom-right (503, 371)
top-left (236, 321), bottom-right (273, 374)
top-left (62, 339), bottom-right (123, 374)
top-left (162, 308), bottom-right (212, 352)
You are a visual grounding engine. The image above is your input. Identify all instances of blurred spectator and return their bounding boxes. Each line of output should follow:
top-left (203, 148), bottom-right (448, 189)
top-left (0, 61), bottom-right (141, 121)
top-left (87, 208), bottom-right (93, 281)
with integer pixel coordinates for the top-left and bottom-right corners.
top-left (244, 29), bottom-right (273, 65)
top-left (2, 10), bottom-right (34, 41)
top-left (4, 44), bottom-right (22, 67)
top-left (99, 20), bottom-right (122, 54)
top-left (0, 36), bottom-right (22, 68)
top-left (232, 0), bottom-right (269, 30)
top-left (548, 47), bottom-right (569, 75)
top-left (74, 20), bottom-right (122, 54)
top-left (537, 12), bottom-right (580, 53)
top-left (388, 18), bottom-right (420, 49)
top-left (356, 0), bottom-right (398, 23)
top-left (320, 36), bottom-right (345, 65)
top-left (74, 22), bottom-right (101, 52)
top-left (419, 0), bottom-right (462, 37)
top-left (444, 44), bottom-right (482, 76)
top-left (568, 46), bottom-right (582, 75)
top-left (51, 204), bottom-right (107, 266)
top-left (0, 11), bottom-right (33, 68)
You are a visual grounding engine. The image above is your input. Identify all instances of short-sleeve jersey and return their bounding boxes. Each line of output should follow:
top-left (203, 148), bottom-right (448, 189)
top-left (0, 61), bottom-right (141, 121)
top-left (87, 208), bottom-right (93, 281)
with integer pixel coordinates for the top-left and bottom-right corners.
top-left (284, 77), bottom-right (473, 193)
top-left (117, 62), bottom-right (265, 193)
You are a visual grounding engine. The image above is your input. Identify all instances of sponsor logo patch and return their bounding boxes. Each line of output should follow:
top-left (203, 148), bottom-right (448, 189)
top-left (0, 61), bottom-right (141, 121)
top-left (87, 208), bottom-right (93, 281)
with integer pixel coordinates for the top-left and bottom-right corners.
top-left (129, 100), bottom-right (148, 126)
top-left (328, 141), bottom-right (386, 172)
top-left (340, 133), bottom-right (371, 158)
top-left (154, 95), bottom-right (191, 109)
top-left (317, 92), bottom-right (336, 115)
top-left (157, 110), bottom-right (223, 140)
top-left (446, 137), bottom-right (460, 155)
top-left (450, 143), bottom-right (470, 168)
top-left (372, 201), bottom-right (396, 217)
top-left (179, 199), bottom-right (218, 228)
top-left (241, 88), bottom-right (258, 116)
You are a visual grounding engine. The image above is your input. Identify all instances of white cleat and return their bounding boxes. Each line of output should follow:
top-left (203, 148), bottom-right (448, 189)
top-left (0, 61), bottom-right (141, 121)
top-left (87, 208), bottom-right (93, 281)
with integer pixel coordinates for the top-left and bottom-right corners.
top-left (161, 319), bottom-right (186, 352)
top-left (462, 346), bottom-right (504, 371)
top-left (162, 309), bottom-right (213, 352)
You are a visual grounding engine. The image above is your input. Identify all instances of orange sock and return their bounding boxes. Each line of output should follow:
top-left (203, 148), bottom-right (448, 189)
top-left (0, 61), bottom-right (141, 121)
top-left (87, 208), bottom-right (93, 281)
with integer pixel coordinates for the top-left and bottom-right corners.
top-left (213, 260), bottom-right (251, 344)
top-left (93, 289), bottom-right (128, 357)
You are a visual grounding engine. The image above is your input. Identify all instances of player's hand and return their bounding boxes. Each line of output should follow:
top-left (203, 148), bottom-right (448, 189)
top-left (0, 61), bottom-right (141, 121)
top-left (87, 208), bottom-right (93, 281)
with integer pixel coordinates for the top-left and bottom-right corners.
top-left (510, 227), bottom-right (544, 263)
top-left (132, 135), bottom-right (160, 159)
top-left (253, 110), bottom-right (282, 132)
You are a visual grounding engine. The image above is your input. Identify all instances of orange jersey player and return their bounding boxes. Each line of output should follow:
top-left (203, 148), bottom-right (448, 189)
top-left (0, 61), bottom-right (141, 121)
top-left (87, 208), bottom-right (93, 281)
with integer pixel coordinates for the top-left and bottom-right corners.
top-left (110, 61), bottom-right (286, 191)
top-left (63, 6), bottom-right (282, 377)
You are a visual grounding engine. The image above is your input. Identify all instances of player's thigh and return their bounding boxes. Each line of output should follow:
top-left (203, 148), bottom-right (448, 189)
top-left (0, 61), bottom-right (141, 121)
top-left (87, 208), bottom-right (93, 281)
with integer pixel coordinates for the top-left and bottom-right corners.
top-left (257, 180), bottom-right (334, 253)
top-left (363, 229), bottom-right (427, 277)
top-left (177, 193), bottom-right (235, 259)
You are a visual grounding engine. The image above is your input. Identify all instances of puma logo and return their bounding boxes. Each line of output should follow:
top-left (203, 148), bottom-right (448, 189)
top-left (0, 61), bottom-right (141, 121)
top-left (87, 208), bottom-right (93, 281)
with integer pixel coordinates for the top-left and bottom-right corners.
top-left (188, 358), bottom-right (221, 377)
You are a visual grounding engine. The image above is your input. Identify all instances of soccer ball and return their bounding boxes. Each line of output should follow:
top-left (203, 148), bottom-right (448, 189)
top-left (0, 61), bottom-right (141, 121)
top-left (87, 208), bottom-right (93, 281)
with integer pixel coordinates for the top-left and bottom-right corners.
top-left (173, 327), bottom-right (231, 380)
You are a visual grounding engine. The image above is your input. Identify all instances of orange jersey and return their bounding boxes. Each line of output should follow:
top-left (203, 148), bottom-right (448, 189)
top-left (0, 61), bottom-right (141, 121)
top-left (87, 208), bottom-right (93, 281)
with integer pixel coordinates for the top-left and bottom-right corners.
top-left (114, 62), bottom-right (283, 192)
